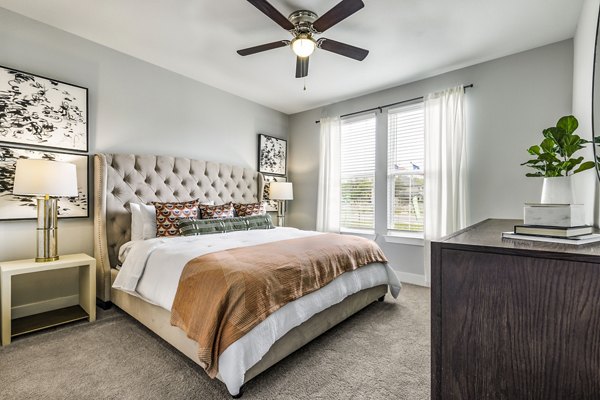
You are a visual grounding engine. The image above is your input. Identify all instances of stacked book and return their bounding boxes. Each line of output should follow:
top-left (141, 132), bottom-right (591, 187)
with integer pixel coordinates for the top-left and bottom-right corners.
top-left (502, 203), bottom-right (600, 245)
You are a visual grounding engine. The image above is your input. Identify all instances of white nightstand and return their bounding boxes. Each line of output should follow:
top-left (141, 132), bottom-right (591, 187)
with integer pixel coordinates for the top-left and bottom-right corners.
top-left (0, 253), bottom-right (96, 345)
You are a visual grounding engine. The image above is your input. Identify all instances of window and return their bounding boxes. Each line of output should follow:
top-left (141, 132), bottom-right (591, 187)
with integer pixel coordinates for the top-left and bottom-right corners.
top-left (340, 114), bottom-right (376, 231)
top-left (387, 102), bottom-right (425, 233)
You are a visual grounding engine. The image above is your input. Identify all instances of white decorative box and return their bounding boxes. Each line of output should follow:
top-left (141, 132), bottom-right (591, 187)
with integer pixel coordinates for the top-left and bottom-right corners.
top-left (523, 204), bottom-right (586, 227)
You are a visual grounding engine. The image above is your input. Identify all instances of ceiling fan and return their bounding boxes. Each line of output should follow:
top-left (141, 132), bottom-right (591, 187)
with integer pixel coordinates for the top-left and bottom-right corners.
top-left (237, 0), bottom-right (369, 78)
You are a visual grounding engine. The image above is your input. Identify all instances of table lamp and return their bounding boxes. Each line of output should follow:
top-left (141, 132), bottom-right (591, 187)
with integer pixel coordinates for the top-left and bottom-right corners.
top-left (13, 159), bottom-right (78, 262)
top-left (269, 182), bottom-right (293, 227)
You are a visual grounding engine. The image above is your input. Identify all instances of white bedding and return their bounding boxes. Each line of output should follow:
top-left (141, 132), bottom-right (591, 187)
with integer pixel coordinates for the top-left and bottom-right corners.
top-left (113, 227), bottom-right (401, 395)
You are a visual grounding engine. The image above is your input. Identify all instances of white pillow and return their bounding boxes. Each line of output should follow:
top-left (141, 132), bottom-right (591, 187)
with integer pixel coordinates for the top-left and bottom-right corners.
top-left (130, 203), bottom-right (158, 240)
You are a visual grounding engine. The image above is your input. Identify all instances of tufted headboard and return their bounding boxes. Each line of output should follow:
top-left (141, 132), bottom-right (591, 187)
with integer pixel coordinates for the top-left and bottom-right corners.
top-left (93, 153), bottom-right (264, 301)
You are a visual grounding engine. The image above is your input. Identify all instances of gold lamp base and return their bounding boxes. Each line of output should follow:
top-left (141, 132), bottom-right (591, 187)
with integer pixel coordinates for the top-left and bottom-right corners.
top-left (35, 196), bottom-right (59, 263)
top-left (36, 256), bottom-right (59, 263)
top-left (277, 200), bottom-right (286, 227)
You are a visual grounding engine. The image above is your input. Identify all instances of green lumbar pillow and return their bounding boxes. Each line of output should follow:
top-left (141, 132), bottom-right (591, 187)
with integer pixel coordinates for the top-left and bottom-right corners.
top-left (178, 214), bottom-right (275, 236)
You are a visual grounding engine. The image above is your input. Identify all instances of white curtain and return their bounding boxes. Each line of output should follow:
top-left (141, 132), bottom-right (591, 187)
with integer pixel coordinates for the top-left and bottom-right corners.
top-left (424, 86), bottom-right (467, 283)
top-left (316, 117), bottom-right (341, 232)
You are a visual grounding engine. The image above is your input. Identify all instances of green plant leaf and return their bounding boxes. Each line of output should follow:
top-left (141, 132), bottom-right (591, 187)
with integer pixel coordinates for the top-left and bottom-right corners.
top-left (562, 142), bottom-right (583, 158)
top-left (542, 128), bottom-right (561, 144)
top-left (563, 156), bottom-right (583, 172)
top-left (521, 158), bottom-right (545, 164)
top-left (573, 161), bottom-right (596, 174)
top-left (540, 137), bottom-right (556, 153)
top-left (525, 172), bottom-right (544, 177)
top-left (538, 152), bottom-right (560, 163)
top-left (527, 145), bottom-right (541, 155)
top-left (542, 128), bottom-right (554, 140)
top-left (547, 127), bottom-right (567, 145)
top-left (557, 115), bottom-right (578, 135)
top-left (530, 165), bottom-right (547, 171)
top-left (566, 134), bottom-right (581, 144)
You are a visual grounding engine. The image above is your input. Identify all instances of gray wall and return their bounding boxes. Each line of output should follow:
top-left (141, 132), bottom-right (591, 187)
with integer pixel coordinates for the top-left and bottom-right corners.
top-left (288, 40), bottom-right (574, 282)
top-left (0, 9), bottom-right (288, 311)
top-left (572, 0), bottom-right (600, 225)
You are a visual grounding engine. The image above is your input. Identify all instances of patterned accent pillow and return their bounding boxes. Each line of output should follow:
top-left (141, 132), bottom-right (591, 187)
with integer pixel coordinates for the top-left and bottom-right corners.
top-left (199, 202), bottom-right (235, 219)
top-left (242, 214), bottom-right (275, 230)
top-left (179, 214), bottom-right (275, 236)
top-left (153, 200), bottom-right (199, 237)
top-left (233, 202), bottom-right (266, 217)
top-left (178, 218), bottom-right (225, 235)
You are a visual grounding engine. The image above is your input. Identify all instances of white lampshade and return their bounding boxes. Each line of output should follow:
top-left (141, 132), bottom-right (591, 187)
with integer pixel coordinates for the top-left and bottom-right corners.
top-left (291, 36), bottom-right (316, 57)
top-left (13, 159), bottom-right (78, 197)
top-left (269, 182), bottom-right (293, 200)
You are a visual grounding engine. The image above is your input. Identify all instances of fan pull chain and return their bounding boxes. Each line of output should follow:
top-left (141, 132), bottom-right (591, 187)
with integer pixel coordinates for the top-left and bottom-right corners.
top-left (304, 78), bottom-right (307, 91)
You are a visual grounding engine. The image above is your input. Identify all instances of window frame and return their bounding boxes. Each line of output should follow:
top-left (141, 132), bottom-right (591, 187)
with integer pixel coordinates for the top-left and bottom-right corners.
top-left (335, 103), bottom-right (427, 244)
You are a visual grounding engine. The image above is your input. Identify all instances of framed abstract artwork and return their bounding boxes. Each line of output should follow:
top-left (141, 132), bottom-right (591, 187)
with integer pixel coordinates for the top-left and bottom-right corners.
top-left (258, 134), bottom-right (287, 176)
top-left (0, 65), bottom-right (88, 152)
top-left (262, 175), bottom-right (287, 212)
top-left (0, 146), bottom-right (89, 220)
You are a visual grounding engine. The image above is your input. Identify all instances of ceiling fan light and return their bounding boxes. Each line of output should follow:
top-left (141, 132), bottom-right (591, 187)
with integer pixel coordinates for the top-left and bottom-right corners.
top-left (291, 37), bottom-right (316, 57)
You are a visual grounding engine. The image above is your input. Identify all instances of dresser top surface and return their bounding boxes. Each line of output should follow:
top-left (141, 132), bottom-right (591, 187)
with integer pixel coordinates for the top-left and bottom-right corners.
top-left (439, 219), bottom-right (600, 257)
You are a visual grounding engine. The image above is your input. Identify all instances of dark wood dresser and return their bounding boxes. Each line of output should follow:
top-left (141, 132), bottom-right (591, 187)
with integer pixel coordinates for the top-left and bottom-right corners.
top-left (431, 219), bottom-right (600, 400)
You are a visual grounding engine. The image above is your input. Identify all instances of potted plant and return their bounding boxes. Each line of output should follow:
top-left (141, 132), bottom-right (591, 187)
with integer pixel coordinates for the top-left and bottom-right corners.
top-left (521, 115), bottom-right (595, 203)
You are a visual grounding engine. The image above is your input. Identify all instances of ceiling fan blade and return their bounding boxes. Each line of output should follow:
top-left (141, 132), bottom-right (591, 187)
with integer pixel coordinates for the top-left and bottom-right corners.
top-left (237, 40), bottom-right (289, 56)
top-left (318, 38), bottom-right (369, 61)
top-left (312, 0), bottom-right (364, 33)
top-left (246, 0), bottom-right (295, 31)
top-left (295, 56), bottom-right (309, 78)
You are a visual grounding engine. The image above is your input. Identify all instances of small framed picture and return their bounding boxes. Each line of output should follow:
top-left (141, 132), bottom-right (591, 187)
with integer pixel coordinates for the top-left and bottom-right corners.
top-left (0, 65), bottom-right (88, 152)
top-left (263, 175), bottom-right (287, 212)
top-left (0, 145), bottom-right (89, 220)
top-left (258, 134), bottom-right (287, 176)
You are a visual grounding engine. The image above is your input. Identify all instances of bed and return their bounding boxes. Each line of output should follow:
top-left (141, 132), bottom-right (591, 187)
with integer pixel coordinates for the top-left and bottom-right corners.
top-left (93, 153), bottom-right (401, 397)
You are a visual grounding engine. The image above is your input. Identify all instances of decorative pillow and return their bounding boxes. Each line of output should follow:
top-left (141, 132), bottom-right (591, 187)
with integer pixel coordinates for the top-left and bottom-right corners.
top-left (178, 218), bottom-right (226, 236)
top-left (153, 200), bottom-right (199, 237)
top-left (130, 203), bottom-right (158, 240)
top-left (242, 214), bottom-right (275, 230)
top-left (233, 202), bottom-right (266, 217)
top-left (179, 214), bottom-right (275, 236)
top-left (199, 202), bottom-right (235, 219)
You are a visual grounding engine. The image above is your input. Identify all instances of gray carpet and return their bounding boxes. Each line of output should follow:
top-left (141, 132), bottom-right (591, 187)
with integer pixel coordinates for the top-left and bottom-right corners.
top-left (0, 284), bottom-right (430, 400)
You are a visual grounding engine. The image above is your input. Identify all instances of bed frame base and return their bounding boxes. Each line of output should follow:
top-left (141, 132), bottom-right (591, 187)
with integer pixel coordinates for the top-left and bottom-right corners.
top-left (110, 269), bottom-right (386, 395)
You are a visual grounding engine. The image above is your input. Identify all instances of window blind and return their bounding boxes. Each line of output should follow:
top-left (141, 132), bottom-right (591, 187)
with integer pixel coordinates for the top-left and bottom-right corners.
top-left (387, 102), bottom-right (425, 232)
top-left (340, 113), bottom-right (376, 231)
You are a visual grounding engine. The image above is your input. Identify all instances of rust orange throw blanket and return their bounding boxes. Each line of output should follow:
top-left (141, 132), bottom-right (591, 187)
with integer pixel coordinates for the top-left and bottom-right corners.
top-left (170, 233), bottom-right (387, 377)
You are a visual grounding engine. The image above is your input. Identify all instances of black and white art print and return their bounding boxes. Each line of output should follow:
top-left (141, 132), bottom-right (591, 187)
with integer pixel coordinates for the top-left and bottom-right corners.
top-left (0, 66), bottom-right (88, 152)
top-left (258, 134), bottom-right (287, 176)
top-left (263, 175), bottom-right (287, 212)
top-left (0, 146), bottom-right (88, 220)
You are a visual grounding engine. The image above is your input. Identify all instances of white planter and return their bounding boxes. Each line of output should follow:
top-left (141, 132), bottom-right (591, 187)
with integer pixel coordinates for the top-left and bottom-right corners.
top-left (541, 176), bottom-right (575, 204)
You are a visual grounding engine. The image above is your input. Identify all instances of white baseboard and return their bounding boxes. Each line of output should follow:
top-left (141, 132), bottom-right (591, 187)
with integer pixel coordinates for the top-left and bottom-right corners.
top-left (11, 294), bottom-right (79, 319)
top-left (397, 272), bottom-right (429, 287)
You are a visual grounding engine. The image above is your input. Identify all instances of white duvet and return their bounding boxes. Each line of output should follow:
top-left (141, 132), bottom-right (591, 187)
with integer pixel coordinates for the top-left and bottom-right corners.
top-left (113, 227), bottom-right (401, 395)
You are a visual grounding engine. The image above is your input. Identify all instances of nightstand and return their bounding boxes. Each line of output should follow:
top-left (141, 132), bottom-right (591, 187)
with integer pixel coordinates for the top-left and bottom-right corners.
top-left (1, 253), bottom-right (96, 345)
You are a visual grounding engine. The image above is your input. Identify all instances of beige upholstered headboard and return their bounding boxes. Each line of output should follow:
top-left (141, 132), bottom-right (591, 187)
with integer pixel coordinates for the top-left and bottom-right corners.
top-left (93, 153), bottom-right (264, 302)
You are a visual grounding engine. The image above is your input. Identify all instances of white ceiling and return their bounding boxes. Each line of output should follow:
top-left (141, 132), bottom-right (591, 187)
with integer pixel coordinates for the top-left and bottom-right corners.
top-left (0, 0), bottom-right (584, 114)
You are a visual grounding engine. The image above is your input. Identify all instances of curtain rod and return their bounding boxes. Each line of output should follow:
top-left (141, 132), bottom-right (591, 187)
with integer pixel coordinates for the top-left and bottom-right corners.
top-left (314, 84), bottom-right (473, 124)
